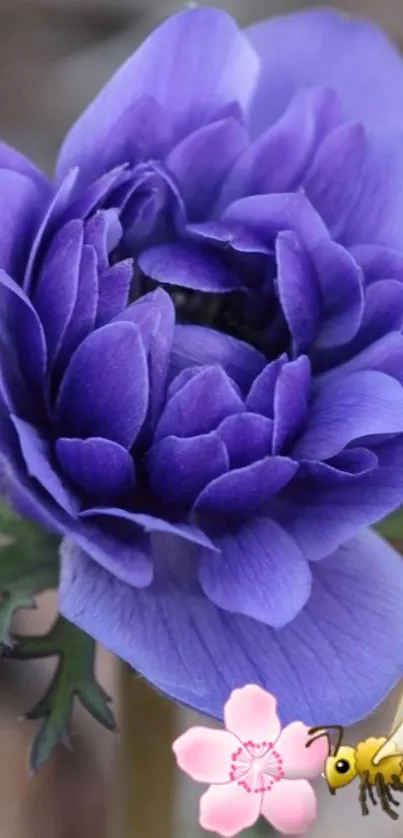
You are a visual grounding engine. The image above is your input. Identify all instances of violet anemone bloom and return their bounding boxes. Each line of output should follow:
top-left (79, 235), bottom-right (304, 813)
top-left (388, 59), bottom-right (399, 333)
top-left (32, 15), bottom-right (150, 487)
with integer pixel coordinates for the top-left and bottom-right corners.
top-left (1, 6), bottom-right (403, 725)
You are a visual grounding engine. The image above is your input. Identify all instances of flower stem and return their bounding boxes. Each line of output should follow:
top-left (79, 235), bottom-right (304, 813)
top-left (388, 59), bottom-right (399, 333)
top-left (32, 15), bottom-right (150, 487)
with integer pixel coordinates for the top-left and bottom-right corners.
top-left (118, 662), bottom-right (177, 838)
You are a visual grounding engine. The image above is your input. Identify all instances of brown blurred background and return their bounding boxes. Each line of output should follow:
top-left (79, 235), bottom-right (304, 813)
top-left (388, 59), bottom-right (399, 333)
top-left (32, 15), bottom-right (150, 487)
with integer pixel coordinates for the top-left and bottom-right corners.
top-left (0, 2), bottom-right (402, 837)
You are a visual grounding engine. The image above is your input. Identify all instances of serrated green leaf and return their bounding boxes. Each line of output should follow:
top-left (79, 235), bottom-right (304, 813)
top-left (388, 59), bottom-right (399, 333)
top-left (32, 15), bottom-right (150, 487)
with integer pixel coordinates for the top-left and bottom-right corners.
top-left (12, 616), bottom-right (117, 771)
top-left (0, 501), bottom-right (59, 643)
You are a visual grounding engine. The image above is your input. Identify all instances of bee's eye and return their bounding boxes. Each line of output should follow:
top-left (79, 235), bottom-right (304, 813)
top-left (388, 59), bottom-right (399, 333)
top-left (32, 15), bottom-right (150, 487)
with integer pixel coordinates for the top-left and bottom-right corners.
top-left (335, 759), bottom-right (350, 774)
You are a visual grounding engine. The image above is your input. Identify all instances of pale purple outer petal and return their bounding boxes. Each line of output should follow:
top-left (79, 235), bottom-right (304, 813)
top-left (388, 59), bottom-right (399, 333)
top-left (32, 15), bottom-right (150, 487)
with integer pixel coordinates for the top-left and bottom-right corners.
top-left (0, 170), bottom-right (45, 278)
top-left (247, 8), bottom-right (403, 136)
top-left (57, 7), bottom-right (259, 186)
top-left (59, 530), bottom-right (403, 726)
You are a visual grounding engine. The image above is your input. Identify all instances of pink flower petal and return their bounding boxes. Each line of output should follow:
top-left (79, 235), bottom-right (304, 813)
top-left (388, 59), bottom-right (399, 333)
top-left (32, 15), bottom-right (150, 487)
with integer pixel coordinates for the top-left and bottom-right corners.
top-left (276, 722), bottom-right (328, 779)
top-left (261, 778), bottom-right (317, 835)
top-left (173, 726), bottom-right (243, 784)
top-left (200, 781), bottom-right (261, 837)
top-left (224, 684), bottom-right (281, 745)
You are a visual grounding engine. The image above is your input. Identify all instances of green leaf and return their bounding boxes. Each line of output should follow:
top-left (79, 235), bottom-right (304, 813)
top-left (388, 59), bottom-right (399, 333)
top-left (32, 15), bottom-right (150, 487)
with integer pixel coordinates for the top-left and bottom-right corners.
top-left (0, 502), bottom-right (59, 644)
top-left (376, 507), bottom-right (403, 541)
top-left (12, 616), bottom-right (117, 772)
top-left (0, 503), bottom-right (116, 768)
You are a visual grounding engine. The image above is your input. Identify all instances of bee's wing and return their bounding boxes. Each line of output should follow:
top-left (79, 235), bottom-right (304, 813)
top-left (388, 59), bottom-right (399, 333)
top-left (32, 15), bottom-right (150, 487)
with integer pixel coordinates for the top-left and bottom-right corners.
top-left (372, 720), bottom-right (403, 765)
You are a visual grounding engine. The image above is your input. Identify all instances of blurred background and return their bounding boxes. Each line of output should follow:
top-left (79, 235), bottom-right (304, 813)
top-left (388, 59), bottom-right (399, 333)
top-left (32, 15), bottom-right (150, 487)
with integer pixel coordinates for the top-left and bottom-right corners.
top-left (0, 1), bottom-right (402, 836)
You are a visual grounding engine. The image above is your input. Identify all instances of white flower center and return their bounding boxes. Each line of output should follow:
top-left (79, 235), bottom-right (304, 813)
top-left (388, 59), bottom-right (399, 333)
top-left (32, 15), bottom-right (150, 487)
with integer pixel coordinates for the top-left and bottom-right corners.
top-left (229, 740), bottom-right (285, 794)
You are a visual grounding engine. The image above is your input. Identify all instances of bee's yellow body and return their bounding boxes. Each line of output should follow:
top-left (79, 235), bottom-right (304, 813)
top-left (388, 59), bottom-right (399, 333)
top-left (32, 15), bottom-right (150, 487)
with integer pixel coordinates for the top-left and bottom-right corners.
top-left (354, 737), bottom-right (403, 785)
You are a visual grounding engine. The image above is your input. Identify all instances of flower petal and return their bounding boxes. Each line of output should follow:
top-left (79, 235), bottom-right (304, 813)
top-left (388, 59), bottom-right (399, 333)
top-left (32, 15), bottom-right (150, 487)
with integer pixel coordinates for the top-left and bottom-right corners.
top-left (173, 727), bottom-right (240, 784)
top-left (33, 219), bottom-right (84, 365)
top-left (217, 87), bottom-right (341, 210)
top-left (301, 447), bottom-right (378, 486)
top-left (276, 232), bottom-right (320, 354)
top-left (24, 167), bottom-right (79, 293)
top-left (139, 242), bottom-right (241, 292)
top-left (54, 244), bottom-right (99, 380)
top-left (247, 7), bottom-right (403, 136)
top-left (0, 338), bottom-right (36, 423)
top-left (84, 98), bottom-right (175, 191)
top-left (312, 239), bottom-right (364, 349)
top-left (11, 416), bottom-right (79, 516)
top-left (316, 279), bottom-right (403, 375)
top-left (96, 261), bottom-right (132, 327)
top-left (84, 209), bottom-right (122, 272)
top-left (0, 169), bottom-right (44, 279)
top-left (273, 357), bottom-right (311, 455)
top-left (261, 778), bottom-right (317, 835)
top-left (0, 270), bottom-right (47, 413)
top-left (318, 331), bottom-right (403, 389)
top-left (303, 123), bottom-right (365, 242)
top-left (68, 165), bottom-right (129, 222)
top-left (307, 129), bottom-right (403, 250)
top-left (276, 722), bottom-right (327, 780)
top-left (276, 467), bottom-right (403, 561)
top-left (224, 684), bottom-right (281, 745)
top-left (293, 370), bottom-right (403, 460)
top-left (80, 507), bottom-right (218, 552)
top-left (223, 194), bottom-right (329, 251)
top-left (200, 782), bottom-right (260, 837)
top-left (0, 141), bottom-right (51, 196)
top-left (246, 356), bottom-right (287, 418)
top-left (62, 522), bottom-right (153, 588)
top-left (115, 289), bottom-right (175, 432)
top-left (56, 322), bottom-right (148, 448)
top-left (186, 217), bottom-right (270, 254)
top-left (347, 279), bottom-right (403, 353)
top-left (146, 433), bottom-right (229, 506)
top-left (57, 7), bottom-right (259, 186)
top-left (56, 437), bottom-right (135, 501)
top-left (193, 457), bottom-right (297, 516)
top-left (166, 118), bottom-right (247, 220)
top-left (156, 365), bottom-right (243, 440)
top-left (350, 244), bottom-right (403, 284)
top-left (198, 517), bottom-right (311, 626)
top-left (115, 288), bottom-right (174, 350)
top-left (216, 413), bottom-right (273, 467)
top-left (59, 529), bottom-right (403, 726)
top-left (171, 325), bottom-right (266, 396)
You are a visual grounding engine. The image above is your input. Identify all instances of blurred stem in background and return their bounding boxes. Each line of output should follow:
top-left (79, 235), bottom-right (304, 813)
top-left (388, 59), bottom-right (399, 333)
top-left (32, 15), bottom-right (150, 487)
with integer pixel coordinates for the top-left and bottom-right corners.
top-left (392, 691), bottom-right (403, 729)
top-left (118, 662), bottom-right (177, 838)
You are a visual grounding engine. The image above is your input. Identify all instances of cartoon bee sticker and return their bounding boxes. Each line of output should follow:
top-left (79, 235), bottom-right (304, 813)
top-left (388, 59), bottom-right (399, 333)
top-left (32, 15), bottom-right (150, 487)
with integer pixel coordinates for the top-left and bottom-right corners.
top-left (305, 721), bottom-right (403, 820)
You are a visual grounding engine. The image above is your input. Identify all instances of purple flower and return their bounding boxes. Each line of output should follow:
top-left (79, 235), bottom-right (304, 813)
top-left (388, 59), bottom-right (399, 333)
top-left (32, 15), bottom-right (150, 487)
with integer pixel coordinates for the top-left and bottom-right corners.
top-left (1, 6), bottom-right (403, 725)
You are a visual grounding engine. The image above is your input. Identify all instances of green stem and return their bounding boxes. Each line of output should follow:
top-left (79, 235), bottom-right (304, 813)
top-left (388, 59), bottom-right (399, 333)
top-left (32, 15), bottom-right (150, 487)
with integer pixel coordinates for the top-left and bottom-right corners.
top-left (119, 663), bottom-right (177, 838)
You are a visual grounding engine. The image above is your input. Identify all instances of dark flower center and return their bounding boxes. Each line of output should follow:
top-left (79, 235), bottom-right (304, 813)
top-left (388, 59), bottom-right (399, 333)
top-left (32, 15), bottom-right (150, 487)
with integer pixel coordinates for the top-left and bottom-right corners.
top-left (172, 286), bottom-right (291, 358)
top-left (131, 269), bottom-right (291, 360)
top-left (106, 161), bottom-right (292, 360)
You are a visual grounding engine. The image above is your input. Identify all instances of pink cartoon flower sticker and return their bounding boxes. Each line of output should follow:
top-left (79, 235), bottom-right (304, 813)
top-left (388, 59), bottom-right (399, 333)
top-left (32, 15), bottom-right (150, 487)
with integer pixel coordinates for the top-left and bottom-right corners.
top-left (173, 684), bottom-right (327, 836)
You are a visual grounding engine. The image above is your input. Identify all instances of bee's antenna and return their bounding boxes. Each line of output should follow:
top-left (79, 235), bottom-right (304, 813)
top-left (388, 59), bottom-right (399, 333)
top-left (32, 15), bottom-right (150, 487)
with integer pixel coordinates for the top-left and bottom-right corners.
top-left (306, 725), bottom-right (345, 757)
top-left (306, 730), bottom-right (332, 756)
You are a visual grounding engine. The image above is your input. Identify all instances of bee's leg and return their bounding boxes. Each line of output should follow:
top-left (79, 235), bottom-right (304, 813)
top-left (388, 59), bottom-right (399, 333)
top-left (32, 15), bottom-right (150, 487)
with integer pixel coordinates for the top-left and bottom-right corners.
top-left (367, 781), bottom-right (377, 807)
top-left (359, 772), bottom-right (370, 816)
top-left (375, 773), bottom-right (399, 820)
top-left (392, 775), bottom-right (403, 791)
top-left (385, 784), bottom-right (400, 807)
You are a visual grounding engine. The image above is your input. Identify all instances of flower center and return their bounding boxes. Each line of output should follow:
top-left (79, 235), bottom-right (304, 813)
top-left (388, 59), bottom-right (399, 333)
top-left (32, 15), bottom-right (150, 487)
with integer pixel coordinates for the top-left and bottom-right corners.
top-left (229, 740), bottom-right (285, 794)
top-left (150, 283), bottom-right (290, 360)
